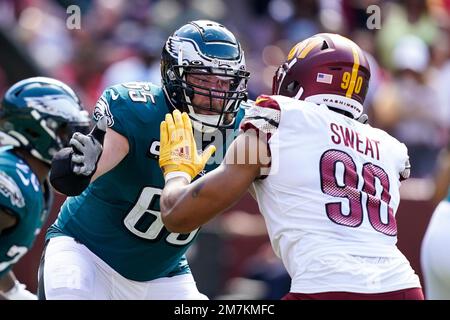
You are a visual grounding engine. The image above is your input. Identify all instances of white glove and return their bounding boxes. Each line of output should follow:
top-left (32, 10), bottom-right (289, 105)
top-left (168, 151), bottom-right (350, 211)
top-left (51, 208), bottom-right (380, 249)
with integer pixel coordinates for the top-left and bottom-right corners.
top-left (2, 281), bottom-right (37, 300)
top-left (70, 116), bottom-right (107, 176)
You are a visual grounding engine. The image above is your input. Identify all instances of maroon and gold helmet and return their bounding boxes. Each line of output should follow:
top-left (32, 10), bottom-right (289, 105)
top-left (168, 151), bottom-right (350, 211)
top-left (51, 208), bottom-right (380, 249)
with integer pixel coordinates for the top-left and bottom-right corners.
top-left (272, 33), bottom-right (370, 119)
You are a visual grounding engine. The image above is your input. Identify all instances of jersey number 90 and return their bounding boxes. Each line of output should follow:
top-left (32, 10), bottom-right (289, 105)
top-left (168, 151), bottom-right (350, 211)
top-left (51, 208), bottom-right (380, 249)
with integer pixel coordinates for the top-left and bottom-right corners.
top-left (320, 149), bottom-right (397, 236)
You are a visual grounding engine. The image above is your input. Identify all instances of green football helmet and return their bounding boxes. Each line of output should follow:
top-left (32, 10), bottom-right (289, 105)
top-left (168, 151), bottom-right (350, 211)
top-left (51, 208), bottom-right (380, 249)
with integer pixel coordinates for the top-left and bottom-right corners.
top-left (161, 20), bottom-right (250, 133)
top-left (0, 77), bottom-right (90, 164)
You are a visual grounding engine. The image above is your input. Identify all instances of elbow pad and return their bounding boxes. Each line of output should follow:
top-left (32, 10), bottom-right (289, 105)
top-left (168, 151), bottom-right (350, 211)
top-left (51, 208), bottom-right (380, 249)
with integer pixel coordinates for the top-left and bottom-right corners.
top-left (49, 147), bottom-right (93, 196)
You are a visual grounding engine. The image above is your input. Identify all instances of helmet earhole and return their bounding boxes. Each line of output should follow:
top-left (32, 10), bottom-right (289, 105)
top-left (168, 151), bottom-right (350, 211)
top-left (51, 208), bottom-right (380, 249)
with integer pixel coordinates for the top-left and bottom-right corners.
top-left (25, 128), bottom-right (40, 139)
top-left (286, 81), bottom-right (300, 94)
top-left (321, 41), bottom-right (329, 50)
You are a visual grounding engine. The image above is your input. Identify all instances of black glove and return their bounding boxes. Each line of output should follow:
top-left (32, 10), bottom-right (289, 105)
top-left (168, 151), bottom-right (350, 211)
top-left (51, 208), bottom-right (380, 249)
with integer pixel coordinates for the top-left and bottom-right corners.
top-left (50, 116), bottom-right (107, 196)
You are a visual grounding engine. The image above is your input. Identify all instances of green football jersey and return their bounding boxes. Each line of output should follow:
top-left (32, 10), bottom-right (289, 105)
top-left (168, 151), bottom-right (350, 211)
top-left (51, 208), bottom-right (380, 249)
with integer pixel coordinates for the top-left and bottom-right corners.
top-left (0, 146), bottom-right (50, 277)
top-left (47, 82), bottom-right (251, 281)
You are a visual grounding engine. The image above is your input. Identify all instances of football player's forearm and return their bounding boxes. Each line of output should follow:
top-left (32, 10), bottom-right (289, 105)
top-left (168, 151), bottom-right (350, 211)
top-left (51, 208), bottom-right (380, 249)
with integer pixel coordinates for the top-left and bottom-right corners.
top-left (160, 177), bottom-right (194, 232)
top-left (161, 164), bottom-right (258, 233)
top-left (91, 128), bottom-right (129, 182)
top-left (161, 177), bottom-right (223, 233)
top-left (161, 169), bottom-right (231, 233)
top-left (160, 129), bottom-right (265, 233)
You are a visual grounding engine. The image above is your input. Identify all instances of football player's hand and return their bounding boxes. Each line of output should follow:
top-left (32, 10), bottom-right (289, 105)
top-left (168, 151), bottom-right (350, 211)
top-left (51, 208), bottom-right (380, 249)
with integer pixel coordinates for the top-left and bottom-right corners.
top-left (159, 110), bottom-right (216, 181)
top-left (70, 116), bottom-right (107, 176)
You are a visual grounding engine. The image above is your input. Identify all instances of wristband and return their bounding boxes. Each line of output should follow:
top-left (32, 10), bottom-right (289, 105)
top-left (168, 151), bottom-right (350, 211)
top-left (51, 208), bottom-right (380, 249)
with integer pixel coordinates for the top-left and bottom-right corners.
top-left (164, 171), bottom-right (192, 183)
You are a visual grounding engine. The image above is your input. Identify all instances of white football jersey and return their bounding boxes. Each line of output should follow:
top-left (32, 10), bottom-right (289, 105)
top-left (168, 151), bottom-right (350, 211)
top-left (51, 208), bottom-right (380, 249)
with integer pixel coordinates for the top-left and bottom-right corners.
top-left (241, 95), bottom-right (421, 294)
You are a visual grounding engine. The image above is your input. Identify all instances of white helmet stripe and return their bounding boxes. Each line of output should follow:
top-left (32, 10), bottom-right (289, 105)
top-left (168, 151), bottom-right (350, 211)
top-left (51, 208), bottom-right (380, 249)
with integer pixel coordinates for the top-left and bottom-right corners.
top-left (8, 131), bottom-right (29, 145)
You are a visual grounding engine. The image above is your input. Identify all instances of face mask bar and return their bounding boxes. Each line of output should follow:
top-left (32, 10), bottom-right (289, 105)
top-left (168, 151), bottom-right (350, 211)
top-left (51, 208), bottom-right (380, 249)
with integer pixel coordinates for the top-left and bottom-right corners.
top-left (171, 65), bottom-right (249, 129)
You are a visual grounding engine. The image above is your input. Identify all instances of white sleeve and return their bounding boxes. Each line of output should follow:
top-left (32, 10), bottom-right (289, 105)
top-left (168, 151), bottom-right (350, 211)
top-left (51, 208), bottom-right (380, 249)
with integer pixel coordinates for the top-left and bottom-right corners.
top-left (240, 95), bottom-right (281, 138)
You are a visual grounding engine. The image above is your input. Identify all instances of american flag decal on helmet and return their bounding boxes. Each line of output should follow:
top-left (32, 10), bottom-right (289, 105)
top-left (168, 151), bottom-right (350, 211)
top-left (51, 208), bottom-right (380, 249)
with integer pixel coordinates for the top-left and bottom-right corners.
top-left (316, 73), bottom-right (333, 84)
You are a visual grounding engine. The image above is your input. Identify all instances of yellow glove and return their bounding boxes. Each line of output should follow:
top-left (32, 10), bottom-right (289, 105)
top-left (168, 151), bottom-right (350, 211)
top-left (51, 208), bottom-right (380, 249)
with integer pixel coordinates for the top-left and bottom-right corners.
top-left (159, 110), bottom-right (216, 181)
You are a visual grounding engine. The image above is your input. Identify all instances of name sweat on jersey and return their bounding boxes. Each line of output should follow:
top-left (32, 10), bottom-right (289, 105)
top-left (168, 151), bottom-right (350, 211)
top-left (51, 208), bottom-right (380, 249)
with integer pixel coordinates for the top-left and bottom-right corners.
top-left (47, 82), bottom-right (250, 281)
top-left (240, 95), bottom-right (421, 294)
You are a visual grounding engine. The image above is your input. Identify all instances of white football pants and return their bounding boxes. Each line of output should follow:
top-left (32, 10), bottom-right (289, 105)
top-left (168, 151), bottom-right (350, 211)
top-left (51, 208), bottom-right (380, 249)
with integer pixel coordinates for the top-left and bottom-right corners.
top-left (39, 236), bottom-right (208, 300)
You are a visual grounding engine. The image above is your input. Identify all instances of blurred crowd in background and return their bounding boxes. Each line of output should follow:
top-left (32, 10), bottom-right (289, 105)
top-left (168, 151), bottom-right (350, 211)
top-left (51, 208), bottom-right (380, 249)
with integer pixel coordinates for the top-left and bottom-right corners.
top-left (0, 0), bottom-right (449, 299)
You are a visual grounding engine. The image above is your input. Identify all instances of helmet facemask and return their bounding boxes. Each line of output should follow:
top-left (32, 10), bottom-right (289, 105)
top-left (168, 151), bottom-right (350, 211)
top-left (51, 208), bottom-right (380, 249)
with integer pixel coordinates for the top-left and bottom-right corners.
top-left (169, 65), bottom-right (248, 132)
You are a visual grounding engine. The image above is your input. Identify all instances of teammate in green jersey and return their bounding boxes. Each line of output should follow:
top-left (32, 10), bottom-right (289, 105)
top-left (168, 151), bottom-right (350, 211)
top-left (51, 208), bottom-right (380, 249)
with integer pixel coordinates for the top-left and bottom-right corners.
top-left (0, 77), bottom-right (90, 299)
top-left (39, 20), bottom-right (251, 300)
